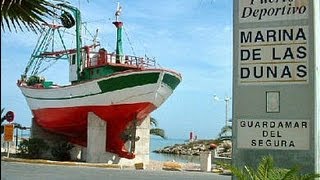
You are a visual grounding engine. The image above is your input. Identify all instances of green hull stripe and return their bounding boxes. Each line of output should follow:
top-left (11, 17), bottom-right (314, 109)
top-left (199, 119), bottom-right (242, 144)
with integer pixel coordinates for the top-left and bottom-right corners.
top-left (98, 72), bottom-right (160, 92)
top-left (162, 73), bottom-right (180, 90)
top-left (23, 72), bottom-right (160, 100)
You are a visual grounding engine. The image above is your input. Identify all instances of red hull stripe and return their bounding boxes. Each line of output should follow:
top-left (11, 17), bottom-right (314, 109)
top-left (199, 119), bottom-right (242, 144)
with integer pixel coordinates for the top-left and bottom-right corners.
top-left (32, 102), bottom-right (156, 158)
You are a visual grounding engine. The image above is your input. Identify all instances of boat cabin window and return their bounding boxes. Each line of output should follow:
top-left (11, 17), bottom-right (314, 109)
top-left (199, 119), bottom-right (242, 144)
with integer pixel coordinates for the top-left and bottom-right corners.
top-left (71, 54), bottom-right (76, 65)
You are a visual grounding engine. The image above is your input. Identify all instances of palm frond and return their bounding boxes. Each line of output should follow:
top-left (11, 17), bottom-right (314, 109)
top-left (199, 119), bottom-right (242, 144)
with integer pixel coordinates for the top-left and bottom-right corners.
top-left (1, 0), bottom-right (57, 33)
top-left (224, 155), bottom-right (320, 180)
top-left (150, 117), bottom-right (158, 127)
top-left (256, 155), bottom-right (274, 179)
top-left (282, 166), bottom-right (300, 180)
top-left (244, 165), bottom-right (257, 180)
top-left (218, 162), bottom-right (249, 180)
top-left (150, 128), bottom-right (166, 139)
top-left (298, 173), bottom-right (320, 180)
top-left (218, 125), bottom-right (232, 137)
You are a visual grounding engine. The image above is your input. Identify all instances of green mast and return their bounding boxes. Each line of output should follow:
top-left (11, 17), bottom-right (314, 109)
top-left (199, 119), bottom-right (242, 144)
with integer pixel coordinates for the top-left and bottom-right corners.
top-left (23, 4), bottom-right (82, 79)
top-left (113, 3), bottom-right (123, 63)
top-left (58, 4), bottom-right (82, 79)
top-left (74, 8), bottom-right (82, 77)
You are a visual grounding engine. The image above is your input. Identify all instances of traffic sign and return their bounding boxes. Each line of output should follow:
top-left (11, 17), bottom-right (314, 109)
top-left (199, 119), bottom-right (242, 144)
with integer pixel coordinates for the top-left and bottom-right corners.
top-left (4, 124), bottom-right (14, 142)
top-left (5, 111), bottom-right (14, 122)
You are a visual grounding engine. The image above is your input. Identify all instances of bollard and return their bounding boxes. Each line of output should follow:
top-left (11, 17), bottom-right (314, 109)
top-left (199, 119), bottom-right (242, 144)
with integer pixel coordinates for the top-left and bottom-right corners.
top-left (200, 151), bottom-right (211, 172)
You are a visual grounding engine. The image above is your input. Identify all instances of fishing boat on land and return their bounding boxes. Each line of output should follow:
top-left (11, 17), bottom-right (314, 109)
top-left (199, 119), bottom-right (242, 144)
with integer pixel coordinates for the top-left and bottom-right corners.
top-left (17, 3), bottom-right (181, 159)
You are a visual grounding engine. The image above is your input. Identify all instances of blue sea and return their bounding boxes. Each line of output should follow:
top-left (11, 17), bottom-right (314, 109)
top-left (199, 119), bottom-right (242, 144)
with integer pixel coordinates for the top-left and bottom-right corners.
top-left (150, 137), bottom-right (200, 164)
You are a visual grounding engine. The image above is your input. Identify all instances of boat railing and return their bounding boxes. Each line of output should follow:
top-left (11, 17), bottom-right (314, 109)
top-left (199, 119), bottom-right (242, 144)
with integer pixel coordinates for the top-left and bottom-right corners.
top-left (109, 53), bottom-right (156, 68)
top-left (85, 50), bottom-right (156, 69)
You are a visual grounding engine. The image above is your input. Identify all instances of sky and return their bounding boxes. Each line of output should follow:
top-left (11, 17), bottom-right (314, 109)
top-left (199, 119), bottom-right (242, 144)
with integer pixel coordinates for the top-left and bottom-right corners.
top-left (1, 0), bottom-right (233, 140)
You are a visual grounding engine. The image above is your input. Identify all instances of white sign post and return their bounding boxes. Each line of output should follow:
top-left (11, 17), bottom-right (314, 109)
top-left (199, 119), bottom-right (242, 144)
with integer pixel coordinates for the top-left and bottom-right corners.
top-left (4, 124), bottom-right (14, 158)
top-left (233, 0), bottom-right (319, 174)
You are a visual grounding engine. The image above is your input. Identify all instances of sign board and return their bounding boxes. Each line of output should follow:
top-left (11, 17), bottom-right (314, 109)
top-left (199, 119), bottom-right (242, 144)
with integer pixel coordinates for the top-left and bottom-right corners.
top-left (5, 111), bottom-right (14, 122)
top-left (237, 0), bottom-right (310, 85)
top-left (235, 0), bottom-right (312, 149)
top-left (237, 119), bottom-right (310, 150)
top-left (4, 124), bottom-right (14, 142)
top-left (238, 0), bottom-right (309, 23)
top-left (233, 0), bottom-right (319, 174)
top-left (239, 26), bottom-right (309, 84)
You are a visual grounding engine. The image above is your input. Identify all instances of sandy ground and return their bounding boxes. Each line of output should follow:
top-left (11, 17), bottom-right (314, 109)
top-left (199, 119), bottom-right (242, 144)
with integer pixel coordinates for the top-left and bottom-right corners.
top-left (146, 160), bottom-right (201, 171)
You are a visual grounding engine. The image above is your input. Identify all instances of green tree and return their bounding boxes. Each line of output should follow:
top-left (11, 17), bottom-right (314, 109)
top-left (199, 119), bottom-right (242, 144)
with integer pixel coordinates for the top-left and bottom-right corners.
top-left (150, 117), bottom-right (166, 139)
top-left (218, 125), bottom-right (232, 139)
top-left (18, 138), bottom-right (49, 159)
top-left (1, 0), bottom-right (57, 33)
top-left (220, 155), bottom-right (320, 180)
top-left (51, 140), bottom-right (74, 161)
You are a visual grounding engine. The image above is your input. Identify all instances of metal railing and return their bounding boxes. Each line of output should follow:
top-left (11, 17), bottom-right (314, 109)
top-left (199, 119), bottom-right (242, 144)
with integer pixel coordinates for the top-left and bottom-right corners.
top-left (85, 51), bottom-right (156, 69)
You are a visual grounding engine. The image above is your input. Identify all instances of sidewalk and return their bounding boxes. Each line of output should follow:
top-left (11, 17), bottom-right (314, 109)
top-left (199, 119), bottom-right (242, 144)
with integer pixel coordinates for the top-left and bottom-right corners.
top-left (1, 156), bottom-right (198, 171)
top-left (1, 154), bottom-right (231, 175)
top-left (1, 156), bottom-right (125, 169)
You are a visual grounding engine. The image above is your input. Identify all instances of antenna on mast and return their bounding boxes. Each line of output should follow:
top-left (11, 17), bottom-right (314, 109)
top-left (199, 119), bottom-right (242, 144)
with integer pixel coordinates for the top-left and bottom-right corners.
top-left (113, 2), bottom-right (123, 62)
top-left (115, 2), bottom-right (122, 22)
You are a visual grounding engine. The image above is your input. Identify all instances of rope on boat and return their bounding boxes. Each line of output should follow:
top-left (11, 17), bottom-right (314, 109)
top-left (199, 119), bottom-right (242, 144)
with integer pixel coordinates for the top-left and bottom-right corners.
top-left (24, 27), bottom-right (70, 76)
top-left (123, 26), bottom-right (136, 56)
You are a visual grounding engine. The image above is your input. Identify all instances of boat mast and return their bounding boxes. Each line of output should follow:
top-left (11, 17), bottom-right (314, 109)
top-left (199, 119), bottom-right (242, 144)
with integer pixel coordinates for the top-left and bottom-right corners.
top-left (58, 4), bottom-right (82, 79)
top-left (113, 3), bottom-right (123, 63)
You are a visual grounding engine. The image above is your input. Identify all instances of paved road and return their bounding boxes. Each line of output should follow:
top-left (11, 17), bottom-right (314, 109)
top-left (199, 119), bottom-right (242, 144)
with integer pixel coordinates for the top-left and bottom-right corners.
top-left (1, 161), bottom-right (231, 180)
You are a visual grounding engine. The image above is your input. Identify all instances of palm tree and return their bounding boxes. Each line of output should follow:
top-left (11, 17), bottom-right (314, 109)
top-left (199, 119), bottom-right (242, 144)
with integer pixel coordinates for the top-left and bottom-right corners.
top-left (150, 117), bottom-right (166, 139)
top-left (218, 125), bottom-right (232, 139)
top-left (221, 155), bottom-right (320, 180)
top-left (1, 0), bottom-right (57, 33)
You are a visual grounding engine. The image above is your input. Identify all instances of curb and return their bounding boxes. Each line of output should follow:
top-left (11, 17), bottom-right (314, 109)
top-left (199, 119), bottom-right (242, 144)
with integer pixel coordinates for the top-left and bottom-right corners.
top-left (1, 157), bottom-right (130, 169)
top-left (2, 157), bottom-right (232, 176)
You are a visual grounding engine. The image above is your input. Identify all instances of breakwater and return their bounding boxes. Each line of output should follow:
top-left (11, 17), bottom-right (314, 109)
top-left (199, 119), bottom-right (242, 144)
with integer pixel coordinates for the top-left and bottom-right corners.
top-left (153, 139), bottom-right (232, 158)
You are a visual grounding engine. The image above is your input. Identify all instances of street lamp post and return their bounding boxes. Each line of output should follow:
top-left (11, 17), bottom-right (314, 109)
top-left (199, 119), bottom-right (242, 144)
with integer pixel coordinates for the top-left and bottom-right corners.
top-left (214, 95), bottom-right (231, 127)
top-left (224, 97), bottom-right (231, 127)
